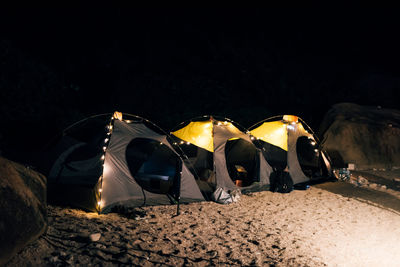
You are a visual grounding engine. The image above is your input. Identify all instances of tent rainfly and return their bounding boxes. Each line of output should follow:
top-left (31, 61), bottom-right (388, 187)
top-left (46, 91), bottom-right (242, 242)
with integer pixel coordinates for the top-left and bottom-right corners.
top-left (171, 116), bottom-right (272, 202)
top-left (249, 115), bottom-right (333, 185)
top-left (43, 112), bottom-right (205, 213)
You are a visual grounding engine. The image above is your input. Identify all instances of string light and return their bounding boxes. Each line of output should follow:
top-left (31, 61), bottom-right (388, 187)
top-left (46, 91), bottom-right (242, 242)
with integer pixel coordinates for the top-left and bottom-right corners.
top-left (98, 188), bottom-right (102, 193)
top-left (287, 125), bottom-right (295, 130)
top-left (103, 146), bottom-right (107, 151)
top-left (104, 138), bottom-right (109, 143)
top-left (101, 155), bottom-right (105, 160)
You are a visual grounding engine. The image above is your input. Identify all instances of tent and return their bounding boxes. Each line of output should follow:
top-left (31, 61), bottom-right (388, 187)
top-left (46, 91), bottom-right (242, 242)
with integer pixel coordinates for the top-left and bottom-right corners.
top-left (171, 116), bottom-right (271, 201)
top-left (249, 115), bottom-right (333, 185)
top-left (41, 112), bottom-right (205, 213)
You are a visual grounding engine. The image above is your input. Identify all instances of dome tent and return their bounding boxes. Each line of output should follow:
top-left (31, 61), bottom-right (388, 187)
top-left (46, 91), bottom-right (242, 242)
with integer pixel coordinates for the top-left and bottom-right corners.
top-left (42, 112), bottom-right (205, 213)
top-left (249, 115), bottom-right (333, 185)
top-left (171, 116), bottom-right (272, 202)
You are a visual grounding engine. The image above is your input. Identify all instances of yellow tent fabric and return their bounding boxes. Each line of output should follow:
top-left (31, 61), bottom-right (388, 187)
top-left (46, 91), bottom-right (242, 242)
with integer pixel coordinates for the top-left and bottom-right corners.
top-left (250, 121), bottom-right (288, 151)
top-left (171, 121), bottom-right (214, 152)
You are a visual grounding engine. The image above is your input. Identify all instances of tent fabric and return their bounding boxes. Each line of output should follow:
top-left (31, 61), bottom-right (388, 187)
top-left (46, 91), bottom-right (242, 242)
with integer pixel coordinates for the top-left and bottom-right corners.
top-left (250, 121), bottom-right (288, 151)
top-left (45, 114), bottom-right (205, 213)
top-left (250, 115), bottom-right (333, 185)
top-left (172, 117), bottom-right (272, 195)
top-left (171, 121), bottom-right (214, 152)
top-left (101, 120), bottom-right (205, 212)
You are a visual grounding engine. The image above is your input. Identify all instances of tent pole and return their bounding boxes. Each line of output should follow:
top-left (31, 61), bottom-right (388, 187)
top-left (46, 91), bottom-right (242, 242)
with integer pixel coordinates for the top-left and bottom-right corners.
top-left (176, 197), bottom-right (180, 216)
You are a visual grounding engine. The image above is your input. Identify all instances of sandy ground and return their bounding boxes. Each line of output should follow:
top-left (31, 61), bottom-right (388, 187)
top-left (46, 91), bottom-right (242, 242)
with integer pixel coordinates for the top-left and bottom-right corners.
top-left (6, 181), bottom-right (400, 267)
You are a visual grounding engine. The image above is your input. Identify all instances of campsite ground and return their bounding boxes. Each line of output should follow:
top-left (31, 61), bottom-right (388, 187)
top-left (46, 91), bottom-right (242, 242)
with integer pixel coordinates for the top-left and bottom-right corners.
top-left (7, 172), bottom-right (400, 267)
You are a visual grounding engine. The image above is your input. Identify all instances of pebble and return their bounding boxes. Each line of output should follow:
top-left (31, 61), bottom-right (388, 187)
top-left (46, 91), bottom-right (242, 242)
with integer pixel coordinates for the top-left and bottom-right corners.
top-left (90, 233), bottom-right (101, 242)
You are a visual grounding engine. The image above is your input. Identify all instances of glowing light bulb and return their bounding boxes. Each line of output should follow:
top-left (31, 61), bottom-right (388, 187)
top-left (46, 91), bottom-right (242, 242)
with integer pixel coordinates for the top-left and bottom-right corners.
top-left (186, 141), bottom-right (191, 145)
top-left (99, 188), bottom-right (102, 193)
top-left (217, 122), bottom-right (222, 126)
top-left (180, 141), bottom-right (184, 145)
top-left (97, 201), bottom-right (102, 206)
top-left (314, 149), bottom-right (319, 153)
top-left (311, 141), bottom-right (316, 146)
top-left (101, 155), bottom-right (105, 160)
top-left (160, 142), bottom-right (163, 145)
top-left (103, 146), bottom-right (107, 151)
top-left (104, 138), bottom-right (109, 143)
top-left (251, 136), bottom-right (255, 140)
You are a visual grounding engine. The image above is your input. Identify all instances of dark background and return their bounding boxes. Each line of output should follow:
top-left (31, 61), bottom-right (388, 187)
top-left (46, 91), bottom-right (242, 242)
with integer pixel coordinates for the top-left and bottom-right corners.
top-left (1, 8), bottom-right (400, 162)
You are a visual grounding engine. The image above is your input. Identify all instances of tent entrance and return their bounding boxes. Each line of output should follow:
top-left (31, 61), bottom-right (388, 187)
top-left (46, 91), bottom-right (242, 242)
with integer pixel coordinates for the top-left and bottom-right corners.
top-left (296, 136), bottom-right (327, 179)
top-left (225, 139), bottom-right (259, 187)
top-left (125, 138), bottom-right (181, 198)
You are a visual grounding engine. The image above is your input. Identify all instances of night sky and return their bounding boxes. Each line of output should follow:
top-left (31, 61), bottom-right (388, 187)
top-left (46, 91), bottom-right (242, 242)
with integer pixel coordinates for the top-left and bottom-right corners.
top-left (1, 8), bottom-right (400, 160)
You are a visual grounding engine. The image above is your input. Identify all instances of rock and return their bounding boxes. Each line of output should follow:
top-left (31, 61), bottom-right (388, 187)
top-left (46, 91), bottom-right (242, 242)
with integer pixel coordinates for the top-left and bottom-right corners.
top-left (357, 176), bottom-right (369, 185)
top-left (319, 103), bottom-right (400, 170)
top-left (89, 233), bottom-right (101, 242)
top-left (368, 183), bottom-right (378, 189)
top-left (0, 157), bottom-right (47, 265)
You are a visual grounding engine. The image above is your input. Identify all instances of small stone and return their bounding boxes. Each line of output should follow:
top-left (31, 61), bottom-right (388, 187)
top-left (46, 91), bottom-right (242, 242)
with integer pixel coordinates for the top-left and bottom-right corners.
top-left (89, 233), bottom-right (101, 242)
top-left (380, 185), bottom-right (387, 190)
top-left (369, 183), bottom-right (378, 189)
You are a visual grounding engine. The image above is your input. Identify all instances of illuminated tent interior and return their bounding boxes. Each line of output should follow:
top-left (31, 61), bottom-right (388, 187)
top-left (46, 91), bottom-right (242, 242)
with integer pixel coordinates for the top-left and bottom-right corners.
top-left (171, 116), bottom-right (271, 199)
top-left (40, 112), bottom-right (205, 213)
top-left (249, 115), bottom-right (333, 185)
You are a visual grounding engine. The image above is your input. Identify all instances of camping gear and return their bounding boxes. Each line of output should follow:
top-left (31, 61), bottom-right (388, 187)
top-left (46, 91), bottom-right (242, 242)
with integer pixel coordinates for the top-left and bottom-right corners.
top-left (249, 115), bottom-right (333, 185)
top-left (171, 116), bottom-right (272, 198)
top-left (41, 112), bottom-right (205, 213)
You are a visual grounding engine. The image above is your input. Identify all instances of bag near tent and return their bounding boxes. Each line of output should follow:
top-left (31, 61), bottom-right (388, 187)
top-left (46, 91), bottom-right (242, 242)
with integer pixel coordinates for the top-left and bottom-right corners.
top-left (39, 112), bottom-right (205, 213)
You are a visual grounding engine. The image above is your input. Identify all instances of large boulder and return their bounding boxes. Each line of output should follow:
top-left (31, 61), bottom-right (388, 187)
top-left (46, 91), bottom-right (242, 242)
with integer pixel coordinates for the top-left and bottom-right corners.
top-left (0, 157), bottom-right (47, 265)
top-left (319, 103), bottom-right (400, 170)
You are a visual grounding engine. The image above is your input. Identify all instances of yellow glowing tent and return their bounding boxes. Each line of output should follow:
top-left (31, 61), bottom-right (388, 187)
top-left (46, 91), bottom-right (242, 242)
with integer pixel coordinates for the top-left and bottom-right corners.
top-left (250, 121), bottom-right (288, 151)
top-left (171, 121), bottom-right (214, 152)
top-left (249, 115), bottom-right (333, 185)
top-left (171, 116), bottom-right (272, 197)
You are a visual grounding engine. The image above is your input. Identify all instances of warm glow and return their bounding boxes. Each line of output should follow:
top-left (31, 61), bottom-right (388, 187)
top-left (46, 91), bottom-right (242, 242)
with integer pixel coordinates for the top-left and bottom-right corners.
top-left (283, 115), bottom-right (298, 123)
top-left (287, 124), bottom-right (295, 131)
top-left (172, 121), bottom-right (214, 152)
top-left (113, 111), bottom-right (123, 120)
top-left (250, 121), bottom-right (288, 151)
